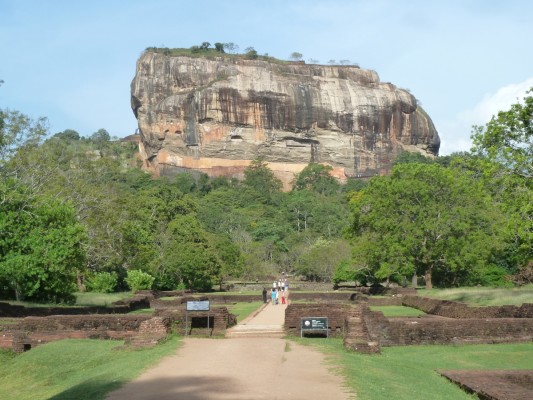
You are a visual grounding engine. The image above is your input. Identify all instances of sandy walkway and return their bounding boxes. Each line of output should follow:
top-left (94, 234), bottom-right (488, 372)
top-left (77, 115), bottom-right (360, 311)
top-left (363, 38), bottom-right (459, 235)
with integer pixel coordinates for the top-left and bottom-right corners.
top-left (106, 302), bottom-right (353, 400)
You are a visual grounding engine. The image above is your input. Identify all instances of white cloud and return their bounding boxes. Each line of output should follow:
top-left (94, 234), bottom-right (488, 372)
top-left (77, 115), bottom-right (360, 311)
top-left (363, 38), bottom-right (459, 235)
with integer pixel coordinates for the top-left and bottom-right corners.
top-left (438, 78), bottom-right (533, 155)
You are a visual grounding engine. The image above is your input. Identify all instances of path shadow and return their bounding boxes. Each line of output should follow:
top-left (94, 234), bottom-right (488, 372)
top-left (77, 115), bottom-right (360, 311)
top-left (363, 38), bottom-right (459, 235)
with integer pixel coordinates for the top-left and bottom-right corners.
top-left (49, 375), bottom-right (241, 400)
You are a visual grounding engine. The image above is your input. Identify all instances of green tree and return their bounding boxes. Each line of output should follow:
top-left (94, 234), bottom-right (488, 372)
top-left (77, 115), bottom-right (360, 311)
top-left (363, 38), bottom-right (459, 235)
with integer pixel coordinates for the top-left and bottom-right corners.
top-left (293, 163), bottom-right (339, 195)
top-left (209, 233), bottom-right (245, 289)
top-left (158, 215), bottom-right (221, 290)
top-left (471, 88), bottom-right (533, 278)
top-left (223, 42), bottom-right (239, 54)
top-left (214, 42), bottom-right (225, 53)
top-left (392, 151), bottom-right (433, 166)
top-left (0, 186), bottom-right (87, 302)
top-left (125, 270), bottom-right (155, 292)
top-left (0, 109), bottom-right (48, 166)
top-left (471, 88), bottom-right (532, 179)
top-left (349, 163), bottom-right (504, 288)
top-left (243, 158), bottom-right (282, 200)
top-left (87, 271), bottom-right (118, 293)
top-left (53, 129), bottom-right (80, 141)
top-left (289, 52), bottom-right (303, 61)
top-left (244, 47), bottom-right (258, 60)
top-left (296, 238), bottom-right (351, 281)
top-left (90, 128), bottom-right (110, 143)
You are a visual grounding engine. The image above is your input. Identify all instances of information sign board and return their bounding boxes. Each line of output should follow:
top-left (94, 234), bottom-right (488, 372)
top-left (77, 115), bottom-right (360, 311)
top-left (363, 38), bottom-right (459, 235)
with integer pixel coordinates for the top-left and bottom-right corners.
top-left (301, 317), bottom-right (329, 338)
top-left (186, 300), bottom-right (210, 311)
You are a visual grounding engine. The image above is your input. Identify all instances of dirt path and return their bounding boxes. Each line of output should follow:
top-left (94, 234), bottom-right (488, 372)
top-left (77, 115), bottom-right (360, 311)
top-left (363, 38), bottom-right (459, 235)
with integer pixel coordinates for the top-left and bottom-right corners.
top-left (107, 302), bottom-right (353, 400)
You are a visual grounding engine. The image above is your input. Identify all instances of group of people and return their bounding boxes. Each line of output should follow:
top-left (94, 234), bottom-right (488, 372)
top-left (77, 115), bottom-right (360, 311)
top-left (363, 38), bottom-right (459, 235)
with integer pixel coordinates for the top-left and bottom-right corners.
top-left (262, 276), bottom-right (289, 305)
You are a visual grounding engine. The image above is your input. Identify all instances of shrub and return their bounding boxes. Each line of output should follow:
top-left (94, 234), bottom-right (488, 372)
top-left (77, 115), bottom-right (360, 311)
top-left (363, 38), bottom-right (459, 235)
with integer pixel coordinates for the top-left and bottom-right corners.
top-left (125, 270), bottom-right (155, 292)
top-left (87, 272), bottom-right (118, 293)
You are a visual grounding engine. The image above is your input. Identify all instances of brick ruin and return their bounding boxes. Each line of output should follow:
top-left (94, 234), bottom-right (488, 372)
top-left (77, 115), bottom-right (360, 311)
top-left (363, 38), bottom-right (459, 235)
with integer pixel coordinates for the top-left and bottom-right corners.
top-left (281, 292), bottom-right (532, 354)
top-left (1, 289), bottom-right (531, 356)
top-left (0, 291), bottom-right (235, 352)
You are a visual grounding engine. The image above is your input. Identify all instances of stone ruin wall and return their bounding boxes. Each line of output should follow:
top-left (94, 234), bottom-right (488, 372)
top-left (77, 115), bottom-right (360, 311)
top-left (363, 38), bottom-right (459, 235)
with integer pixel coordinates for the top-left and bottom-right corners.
top-left (2, 292), bottom-right (532, 353)
top-left (402, 295), bottom-right (533, 318)
top-left (0, 314), bottom-right (154, 352)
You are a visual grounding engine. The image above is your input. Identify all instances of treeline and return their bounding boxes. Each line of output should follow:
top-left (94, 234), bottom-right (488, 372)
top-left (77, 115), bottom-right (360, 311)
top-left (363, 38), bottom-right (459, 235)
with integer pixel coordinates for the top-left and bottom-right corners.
top-left (0, 90), bottom-right (531, 302)
top-left (0, 113), bottom-right (356, 302)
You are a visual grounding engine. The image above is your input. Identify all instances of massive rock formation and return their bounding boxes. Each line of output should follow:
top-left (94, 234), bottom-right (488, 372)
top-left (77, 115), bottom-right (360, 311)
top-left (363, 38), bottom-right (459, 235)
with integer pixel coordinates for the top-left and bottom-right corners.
top-left (131, 51), bottom-right (439, 188)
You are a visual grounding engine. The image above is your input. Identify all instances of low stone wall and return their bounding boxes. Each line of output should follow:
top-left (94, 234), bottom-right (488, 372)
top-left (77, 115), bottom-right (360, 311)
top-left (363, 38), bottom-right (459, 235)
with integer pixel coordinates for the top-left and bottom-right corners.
top-left (362, 308), bottom-right (390, 345)
top-left (151, 295), bottom-right (259, 308)
top-left (402, 296), bottom-right (533, 318)
top-left (155, 306), bottom-right (235, 336)
top-left (0, 294), bottom-right (151, 318)
top-left (364, 297), bottom-right (403, 306)
top-left (284, 303), bottom-right (359, 337)
top-left (352, 287), bottom-right (417, 296)
top-left (384, 318), bottom-right (533, 346)
top-left (0, 314), bottom-right (153, 352)
top-left (290, 292), bottom-right (358, 302)
top-left (152, 291), bottom-right (375, 307)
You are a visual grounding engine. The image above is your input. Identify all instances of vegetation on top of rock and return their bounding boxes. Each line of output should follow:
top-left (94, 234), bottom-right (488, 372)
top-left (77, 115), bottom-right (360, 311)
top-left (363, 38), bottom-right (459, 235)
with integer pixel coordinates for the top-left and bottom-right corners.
top-left (143, 42), bottom-right (360, 66)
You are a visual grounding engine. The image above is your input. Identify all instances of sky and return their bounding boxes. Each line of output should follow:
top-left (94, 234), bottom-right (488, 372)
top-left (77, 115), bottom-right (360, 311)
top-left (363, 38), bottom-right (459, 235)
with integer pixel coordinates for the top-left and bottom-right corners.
top-left (1, 0), bottom-right (532, 155)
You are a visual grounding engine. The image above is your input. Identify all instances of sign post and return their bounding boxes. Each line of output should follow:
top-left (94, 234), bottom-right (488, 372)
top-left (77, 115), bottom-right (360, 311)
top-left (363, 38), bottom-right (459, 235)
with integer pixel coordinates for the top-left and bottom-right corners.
top-left (301, 317), bottom-right (329, 338)
top-left (185, 300), bottom-right (211, 336)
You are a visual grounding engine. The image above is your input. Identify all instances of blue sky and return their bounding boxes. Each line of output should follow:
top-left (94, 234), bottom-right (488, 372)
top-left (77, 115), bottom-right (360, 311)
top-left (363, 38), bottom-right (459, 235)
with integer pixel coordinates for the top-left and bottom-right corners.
top-left (1, 0), bottom-right (532, 155)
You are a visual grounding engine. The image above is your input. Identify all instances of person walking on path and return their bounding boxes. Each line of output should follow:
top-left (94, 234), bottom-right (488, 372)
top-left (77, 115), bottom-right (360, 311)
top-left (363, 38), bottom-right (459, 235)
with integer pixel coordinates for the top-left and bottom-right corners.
top-left (281, 290), bottom-right (286, 305)
top-left (271, 288), bottom-right (276, 305)
top-left (262, 287), bottom-right (267, 303)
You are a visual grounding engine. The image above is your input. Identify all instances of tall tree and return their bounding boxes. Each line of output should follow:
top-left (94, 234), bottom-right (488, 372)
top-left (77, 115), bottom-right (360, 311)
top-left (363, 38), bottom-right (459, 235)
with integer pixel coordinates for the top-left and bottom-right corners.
top-left (471, 88), bottom-right (533, 277)
top-left (243, 158), bottom-right (282, 201)
top-left (0, 185), bottom-right (87, 302)
top-left (348, 163), bottom-right (504, 288)
top-left (293, 163), bottom-right (339, 195)
top-left (471, 88), bottom-right (532, 179)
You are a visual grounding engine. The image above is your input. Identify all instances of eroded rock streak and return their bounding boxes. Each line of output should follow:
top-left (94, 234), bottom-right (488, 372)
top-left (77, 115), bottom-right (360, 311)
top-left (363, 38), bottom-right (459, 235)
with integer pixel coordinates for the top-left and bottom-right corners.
top-left (131, 52), bottom-right (440, 186)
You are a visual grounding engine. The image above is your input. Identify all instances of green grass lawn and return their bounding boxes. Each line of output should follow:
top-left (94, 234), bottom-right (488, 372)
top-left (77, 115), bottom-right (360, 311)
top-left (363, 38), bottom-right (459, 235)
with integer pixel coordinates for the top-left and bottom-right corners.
top-left (418, 285), bottom-right (533, 306)
top-left (4, 292), bottom-right (134, 308)
top-left (369, 305), bottom-right (425, 317)
top-left (75, 292), bottom-right (133, 306)
top-left (300, 339), bottom-right (533, 400)
top-left (227, 301), bottom-right (263, 321)
top-left (0, 337), bottom-right (181, 400)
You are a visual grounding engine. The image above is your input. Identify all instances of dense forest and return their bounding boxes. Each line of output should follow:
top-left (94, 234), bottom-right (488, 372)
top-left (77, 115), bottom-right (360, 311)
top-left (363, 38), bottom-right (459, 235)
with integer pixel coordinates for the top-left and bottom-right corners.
top-left (0, 90), bottom-right (531, 303)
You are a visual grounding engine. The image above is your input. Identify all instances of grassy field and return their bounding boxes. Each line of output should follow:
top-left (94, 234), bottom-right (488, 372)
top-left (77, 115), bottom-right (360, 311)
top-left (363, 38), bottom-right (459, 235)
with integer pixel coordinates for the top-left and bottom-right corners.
top-left (0, 337), bottom-right (181, 400)
top-left (4, 292), bottom-right (134, 308)
top-left (226, 301), bottom-right (263, 321)
top-left (301, 339), bottom-right (533, 400)
top-left (369, 305), bottom-right (425, 317)
top-left (417, 285), bottom-right (533, 306)
top-left (75, 292), bottom-right (133, 306)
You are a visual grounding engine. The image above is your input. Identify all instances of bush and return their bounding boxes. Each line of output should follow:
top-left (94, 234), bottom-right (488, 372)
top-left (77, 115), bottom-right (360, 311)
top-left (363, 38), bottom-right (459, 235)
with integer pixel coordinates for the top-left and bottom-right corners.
top-left (87, 272), bottom-right (118, 293)
top-left (125, 270), bottom-right (155, 292)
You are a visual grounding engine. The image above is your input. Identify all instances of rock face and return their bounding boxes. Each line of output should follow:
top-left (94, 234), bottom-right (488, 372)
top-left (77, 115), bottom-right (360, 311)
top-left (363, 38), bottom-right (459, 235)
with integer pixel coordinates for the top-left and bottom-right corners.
top-left (131, 52), bottom-right (439, 187)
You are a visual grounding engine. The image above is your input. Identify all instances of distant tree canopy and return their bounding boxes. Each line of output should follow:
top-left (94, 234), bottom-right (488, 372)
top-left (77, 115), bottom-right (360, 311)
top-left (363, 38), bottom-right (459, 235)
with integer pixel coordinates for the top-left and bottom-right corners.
top-left (290, 52), bottom-right (303, 61)
top-left (244, 47), bottom-right (258, 60)
top-left (1, 89), bottom-right (532, 302)
top-left (293, 163), bottom-right (339, 195)
top-left (243, 158), bottom-right (282, 199)
top-left (53, 129), bottom-right (80, 141)
top-left (90, 128), bottom-right (110, 142)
